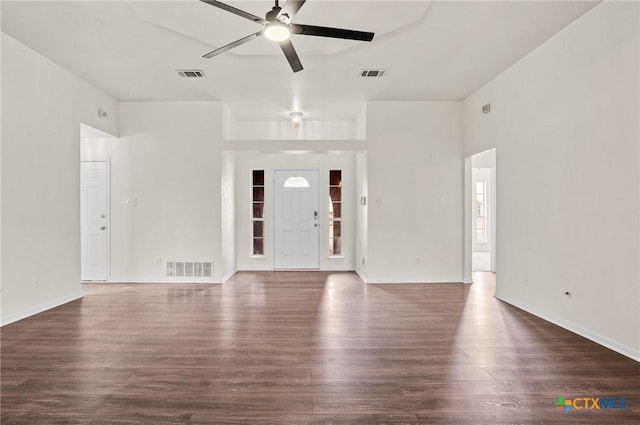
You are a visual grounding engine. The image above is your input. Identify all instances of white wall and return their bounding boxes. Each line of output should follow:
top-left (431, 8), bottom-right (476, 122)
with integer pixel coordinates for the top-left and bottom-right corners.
top-left (355, 152), bottom-right (368, 280)
top-left (233, 151), bottom-right (357, 271)
top-left (463, 1), bottom-right (640, 360)
top-left (221, 151), bottom-right (236, 280)
top-left (1, 33), bottom-right (119, 324)
top-left (229, 120), bottom-right (362, 141)
top-left (366, 101), bottom-right (464, 283)
top-left (83, 101), bottom-right (225, 283)
top-left (224, 106), bottom-right (367, 141)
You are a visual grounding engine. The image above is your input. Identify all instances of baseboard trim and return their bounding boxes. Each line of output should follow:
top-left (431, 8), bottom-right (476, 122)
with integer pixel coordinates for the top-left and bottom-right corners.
top-left (355, 269), bottom-right (368, 283)
top-left (320, 267), bottom-right (356, 272)
top-left (366, 278), bottom-right (464, 284)
top-left (221, 269), bottom-right (237, 283)
top-left (1, 291), bottom-right (84, 326)
top-left (496, 293), bottom-right (640, 362)
top-left (107, 278), bottom-right (219, 284)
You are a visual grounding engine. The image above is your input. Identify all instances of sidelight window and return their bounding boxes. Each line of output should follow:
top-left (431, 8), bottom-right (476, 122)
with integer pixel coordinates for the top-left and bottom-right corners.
top-left (329, 170), bottom-right (342, 256)
top-left (252, 170), bottom-right (265, 255)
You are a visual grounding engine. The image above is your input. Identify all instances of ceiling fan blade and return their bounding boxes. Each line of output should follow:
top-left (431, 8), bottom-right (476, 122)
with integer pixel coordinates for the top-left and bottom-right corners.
top-left (279, 39), bottom-right (303, 73)
top-left (291, 24), bottom-right (374, 42)
top-left (278, 0), bottom-right (306, 22)
top-left (202, 31), bottom-right (263, 58)
top-left (200, 0), bottom-right (267, 25)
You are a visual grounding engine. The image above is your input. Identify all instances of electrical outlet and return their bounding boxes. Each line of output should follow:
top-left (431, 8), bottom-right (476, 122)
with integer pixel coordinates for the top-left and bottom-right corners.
top-left (523, 275), bottom-right (529, 285)
top-left (417, 257), bottom-right (422, 265)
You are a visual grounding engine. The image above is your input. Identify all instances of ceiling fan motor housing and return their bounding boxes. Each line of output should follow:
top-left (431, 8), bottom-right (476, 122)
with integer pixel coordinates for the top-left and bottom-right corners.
top-left (266, 7), bottom-right (282, 23)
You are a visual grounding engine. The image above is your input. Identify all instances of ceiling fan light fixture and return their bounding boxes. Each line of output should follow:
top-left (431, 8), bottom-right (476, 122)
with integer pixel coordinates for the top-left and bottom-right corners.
top-left (265, 21), bottom-right (290, 42)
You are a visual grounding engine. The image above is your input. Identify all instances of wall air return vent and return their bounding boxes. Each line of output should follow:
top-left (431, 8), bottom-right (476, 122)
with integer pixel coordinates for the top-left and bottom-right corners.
top-left (202, 262), bottom-right (212, 277)
top-left (185, 262), bottom-right (194, 277)
top-left (167, 261), bottom-right (213, 278)
top-left (175, 262), bottom-right (185, 277)
top-left (176, 69), bottom-right (206, 78)
top-left (360, 69), bottom-right (387, 78)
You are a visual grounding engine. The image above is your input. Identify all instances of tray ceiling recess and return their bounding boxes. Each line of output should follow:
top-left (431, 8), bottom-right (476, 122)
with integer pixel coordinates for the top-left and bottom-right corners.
top-left (129, 1), bottom-right (431, 57)
top-left (198, 0), bottom-right (376, 72)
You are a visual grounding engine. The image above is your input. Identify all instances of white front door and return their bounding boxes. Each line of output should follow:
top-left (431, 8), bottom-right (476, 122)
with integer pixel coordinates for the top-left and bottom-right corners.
top-left (81, 161), bottom-right (108, 280)
top-left (274, 170), bottom-right (319, 269)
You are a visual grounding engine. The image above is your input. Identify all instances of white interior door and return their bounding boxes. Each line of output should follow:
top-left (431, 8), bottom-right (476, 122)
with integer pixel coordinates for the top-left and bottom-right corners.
top-left (81, 161), bottom-right (108, 280)
top-left (274, 170), bottom-right (319, 269)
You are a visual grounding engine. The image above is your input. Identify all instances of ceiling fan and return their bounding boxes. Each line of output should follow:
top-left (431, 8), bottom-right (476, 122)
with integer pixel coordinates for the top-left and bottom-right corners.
top-left (200, 0), bottom-right (375, 72)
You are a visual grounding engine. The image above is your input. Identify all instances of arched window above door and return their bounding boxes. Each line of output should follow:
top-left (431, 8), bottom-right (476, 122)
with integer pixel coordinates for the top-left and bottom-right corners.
top-left (283, 176), bottom-right (310, 188)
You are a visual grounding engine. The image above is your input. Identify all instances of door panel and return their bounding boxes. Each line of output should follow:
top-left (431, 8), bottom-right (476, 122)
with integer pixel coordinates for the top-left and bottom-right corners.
top-left (274, 170), bottom-right (319, 269)
top-left (81, 161), bottom-right (108, 280)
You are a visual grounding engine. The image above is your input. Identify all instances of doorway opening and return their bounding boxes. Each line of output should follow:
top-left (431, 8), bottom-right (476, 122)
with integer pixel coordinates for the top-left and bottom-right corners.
top-left (467, 149), bottom-right (496, 277)
top-left (80, 124), bottom-right (114, 281)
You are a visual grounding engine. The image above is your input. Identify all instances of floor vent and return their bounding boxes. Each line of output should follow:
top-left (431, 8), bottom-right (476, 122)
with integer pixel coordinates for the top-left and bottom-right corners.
top-left (167, 261), bottom-right (213, 277)
top-left (360, 69), bottom-right (387, 78)
top-left (176, 69), bottom-right (206, 78)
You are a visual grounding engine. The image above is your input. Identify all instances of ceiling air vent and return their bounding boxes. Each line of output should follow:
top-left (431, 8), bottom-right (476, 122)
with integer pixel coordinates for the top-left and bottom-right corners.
top-left (176, 69), bottom-right (206, 78)
top-left (360, 69), bottom-right (387, 78)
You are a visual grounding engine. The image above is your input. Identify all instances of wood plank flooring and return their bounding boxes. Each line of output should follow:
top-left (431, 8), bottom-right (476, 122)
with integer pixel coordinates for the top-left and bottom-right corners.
top-left (2, 272), bottom-right (639, 424)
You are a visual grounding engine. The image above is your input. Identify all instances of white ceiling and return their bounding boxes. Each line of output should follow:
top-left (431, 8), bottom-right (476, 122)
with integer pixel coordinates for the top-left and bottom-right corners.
top-left (1, 0), bottom-right (600, 121)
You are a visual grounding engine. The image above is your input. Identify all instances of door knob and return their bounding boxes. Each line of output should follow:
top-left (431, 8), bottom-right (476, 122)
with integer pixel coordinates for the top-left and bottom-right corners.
top-left (100, 226), bottom-right (106, 230)
top-left (314, 223), bottom-right (318, 228)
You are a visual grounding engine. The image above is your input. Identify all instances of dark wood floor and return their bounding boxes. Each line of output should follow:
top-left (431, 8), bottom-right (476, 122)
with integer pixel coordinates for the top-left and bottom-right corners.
top-left (1, 272), bottom-right (639, 424)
